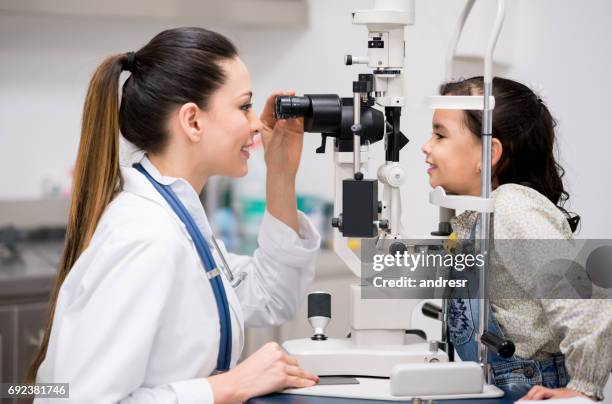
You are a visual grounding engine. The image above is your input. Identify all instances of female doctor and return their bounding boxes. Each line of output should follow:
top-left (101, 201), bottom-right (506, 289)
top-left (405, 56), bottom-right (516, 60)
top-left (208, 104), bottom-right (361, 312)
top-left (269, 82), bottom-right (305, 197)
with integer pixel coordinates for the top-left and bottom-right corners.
top-left (27, 27), bottom-right (321, 403)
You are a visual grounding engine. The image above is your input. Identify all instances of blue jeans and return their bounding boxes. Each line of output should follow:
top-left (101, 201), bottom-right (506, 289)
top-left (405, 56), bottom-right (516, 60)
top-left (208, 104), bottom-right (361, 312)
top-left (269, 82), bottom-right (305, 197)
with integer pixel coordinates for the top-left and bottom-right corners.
top-left (490, 353), bottom-right (569, 396)
top-left (447, 218), bottom-right (570, 396)
top-left (448, 297), bottom-right (570, 396)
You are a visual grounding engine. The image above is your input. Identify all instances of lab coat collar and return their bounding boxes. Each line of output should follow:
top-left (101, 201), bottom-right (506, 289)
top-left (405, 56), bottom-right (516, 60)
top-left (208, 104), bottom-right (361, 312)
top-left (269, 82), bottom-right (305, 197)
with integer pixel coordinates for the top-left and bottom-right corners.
top-left (120, 154), bottom-right (215, 243)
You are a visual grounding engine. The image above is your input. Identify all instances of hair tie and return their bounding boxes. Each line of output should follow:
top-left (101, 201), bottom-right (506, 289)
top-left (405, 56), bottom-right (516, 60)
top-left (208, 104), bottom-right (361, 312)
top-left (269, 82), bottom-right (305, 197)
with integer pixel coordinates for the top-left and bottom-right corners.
top-left (122, 51), bottom-right (136, 72)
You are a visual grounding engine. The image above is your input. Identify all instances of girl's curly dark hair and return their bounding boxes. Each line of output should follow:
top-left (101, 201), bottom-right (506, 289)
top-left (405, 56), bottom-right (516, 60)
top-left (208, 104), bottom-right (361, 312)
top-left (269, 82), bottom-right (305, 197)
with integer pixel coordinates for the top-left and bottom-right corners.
top-left (440, 76), bottom-right (580, 232)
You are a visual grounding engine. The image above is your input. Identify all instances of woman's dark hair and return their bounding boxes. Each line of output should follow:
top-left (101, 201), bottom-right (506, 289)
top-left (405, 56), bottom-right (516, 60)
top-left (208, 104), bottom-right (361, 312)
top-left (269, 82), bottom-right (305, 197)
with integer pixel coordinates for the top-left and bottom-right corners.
top-left (440, 76), bottom-right (580, 232)
top-left (26, 27), bottom-right (238, 383)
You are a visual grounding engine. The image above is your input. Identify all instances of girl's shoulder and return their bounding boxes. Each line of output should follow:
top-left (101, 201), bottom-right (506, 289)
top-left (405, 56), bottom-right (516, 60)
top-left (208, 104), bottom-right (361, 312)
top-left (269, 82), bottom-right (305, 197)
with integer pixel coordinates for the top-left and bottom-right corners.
top-left (493, 183), bottom-right (573, 239)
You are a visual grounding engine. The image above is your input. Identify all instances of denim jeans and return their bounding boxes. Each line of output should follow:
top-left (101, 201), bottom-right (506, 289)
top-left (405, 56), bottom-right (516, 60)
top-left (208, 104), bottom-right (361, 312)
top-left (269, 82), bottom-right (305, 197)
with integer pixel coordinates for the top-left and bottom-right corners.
top-left (447, 218), bottom-right (570, 395)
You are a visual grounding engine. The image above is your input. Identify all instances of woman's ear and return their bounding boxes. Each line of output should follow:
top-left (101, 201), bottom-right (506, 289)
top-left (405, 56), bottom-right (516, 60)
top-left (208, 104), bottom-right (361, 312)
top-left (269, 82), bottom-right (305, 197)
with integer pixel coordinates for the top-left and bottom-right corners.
top-left (177, 102), bottom-right (204, 142)
top-left (491, 137), bottom-right (503, 169)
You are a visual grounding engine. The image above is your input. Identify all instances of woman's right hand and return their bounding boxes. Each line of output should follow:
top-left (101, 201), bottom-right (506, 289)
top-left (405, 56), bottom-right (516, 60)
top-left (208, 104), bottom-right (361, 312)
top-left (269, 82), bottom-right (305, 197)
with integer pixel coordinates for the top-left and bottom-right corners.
top-left (209, 342), bottom-right (319, 403)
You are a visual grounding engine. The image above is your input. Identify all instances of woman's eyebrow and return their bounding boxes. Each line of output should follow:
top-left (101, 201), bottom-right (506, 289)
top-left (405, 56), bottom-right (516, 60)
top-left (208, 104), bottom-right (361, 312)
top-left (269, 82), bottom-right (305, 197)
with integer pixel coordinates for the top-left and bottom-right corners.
top-left (238, 91), bottom-right (253, 99)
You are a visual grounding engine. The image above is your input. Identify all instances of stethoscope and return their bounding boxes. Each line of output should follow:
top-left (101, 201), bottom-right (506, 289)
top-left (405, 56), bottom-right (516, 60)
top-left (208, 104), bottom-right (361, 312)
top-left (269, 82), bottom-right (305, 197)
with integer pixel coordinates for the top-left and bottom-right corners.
top-left (134, 163), bottom-right (241, 372)
top-left (211, 235), bottom-right (247, 288)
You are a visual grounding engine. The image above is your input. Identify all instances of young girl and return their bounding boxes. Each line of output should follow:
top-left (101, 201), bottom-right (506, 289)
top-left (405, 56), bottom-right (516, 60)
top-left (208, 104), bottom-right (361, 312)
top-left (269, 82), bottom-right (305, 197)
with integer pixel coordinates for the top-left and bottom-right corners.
top-left (422, 77), bottom-right (611, 401)
top-left (28, 27), bottom-right (321, 403)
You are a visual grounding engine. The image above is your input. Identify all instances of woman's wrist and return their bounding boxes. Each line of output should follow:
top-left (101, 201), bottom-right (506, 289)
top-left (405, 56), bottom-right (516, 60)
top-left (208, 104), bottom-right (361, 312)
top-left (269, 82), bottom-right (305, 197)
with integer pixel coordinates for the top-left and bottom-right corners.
top-left (266, 171), bottom-right (299, 233)
top-left (266, 166), bottom-right (297, 183)
top-left (209, 371), bottom-right (247, 404)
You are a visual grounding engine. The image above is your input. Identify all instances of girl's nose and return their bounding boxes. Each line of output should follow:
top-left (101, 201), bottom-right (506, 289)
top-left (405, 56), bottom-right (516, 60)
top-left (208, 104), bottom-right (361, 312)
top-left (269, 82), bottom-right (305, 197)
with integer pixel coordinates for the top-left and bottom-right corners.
top-left (421, 137), bottom-right (432, 155)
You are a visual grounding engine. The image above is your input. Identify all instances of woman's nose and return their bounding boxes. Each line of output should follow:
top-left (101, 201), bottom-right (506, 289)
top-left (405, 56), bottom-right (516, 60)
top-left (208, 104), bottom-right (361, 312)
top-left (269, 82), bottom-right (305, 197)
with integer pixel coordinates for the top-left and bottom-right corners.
top-left (251, 111), bottom-right (263, 133)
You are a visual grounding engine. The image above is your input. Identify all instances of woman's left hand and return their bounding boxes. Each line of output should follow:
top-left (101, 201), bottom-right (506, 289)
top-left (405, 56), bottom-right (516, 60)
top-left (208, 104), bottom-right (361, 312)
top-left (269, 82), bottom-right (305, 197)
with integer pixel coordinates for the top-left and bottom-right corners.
top-left (519, 386), bottom-right (591, 401)
top-left (260, 90), bottom-right (305, 178)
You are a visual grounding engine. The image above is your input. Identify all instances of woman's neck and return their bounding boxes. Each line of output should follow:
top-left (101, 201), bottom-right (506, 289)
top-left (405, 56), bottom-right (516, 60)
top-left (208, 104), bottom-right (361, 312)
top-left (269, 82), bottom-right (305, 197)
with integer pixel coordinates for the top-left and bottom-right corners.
top-left (147, 152), bottom-right (208, 194)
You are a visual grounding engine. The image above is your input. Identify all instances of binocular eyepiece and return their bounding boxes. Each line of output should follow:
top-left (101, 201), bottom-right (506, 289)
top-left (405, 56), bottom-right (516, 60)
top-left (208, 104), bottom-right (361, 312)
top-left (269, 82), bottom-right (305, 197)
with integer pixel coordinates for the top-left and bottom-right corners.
top-left (273, 94), bottom-right (385, 152)
top-left (274, 96), bottom-right (314, 120)
top-left (274, 94), bottom-right (344, 133)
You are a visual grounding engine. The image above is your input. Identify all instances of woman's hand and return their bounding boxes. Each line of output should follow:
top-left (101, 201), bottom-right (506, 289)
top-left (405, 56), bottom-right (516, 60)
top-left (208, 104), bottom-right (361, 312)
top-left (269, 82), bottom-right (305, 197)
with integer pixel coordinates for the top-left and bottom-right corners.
top-left (209, 342), bottom-right (318, 403)
top-left (260, 90), bottom-right (305, 178)
top-left (259, 90), bottom-right (304, 233)
top-left (519, 386), bottom-right (591, 401)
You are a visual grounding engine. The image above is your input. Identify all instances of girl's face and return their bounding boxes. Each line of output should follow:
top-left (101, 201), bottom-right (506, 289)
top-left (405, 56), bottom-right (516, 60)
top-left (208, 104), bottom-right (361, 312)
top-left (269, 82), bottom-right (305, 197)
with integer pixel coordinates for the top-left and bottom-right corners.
top-left (198, 56), bottom-right (262, 177)
top-left (421, 109), bottom-right (482, 196)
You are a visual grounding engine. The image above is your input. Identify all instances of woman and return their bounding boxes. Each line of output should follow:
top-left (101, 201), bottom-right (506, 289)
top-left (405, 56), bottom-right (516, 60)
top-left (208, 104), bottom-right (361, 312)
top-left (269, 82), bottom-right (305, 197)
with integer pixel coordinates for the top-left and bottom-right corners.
top-left (422, 77), bottom-right (611, 401)
top-left (28, 27), bottom-right (321, 403)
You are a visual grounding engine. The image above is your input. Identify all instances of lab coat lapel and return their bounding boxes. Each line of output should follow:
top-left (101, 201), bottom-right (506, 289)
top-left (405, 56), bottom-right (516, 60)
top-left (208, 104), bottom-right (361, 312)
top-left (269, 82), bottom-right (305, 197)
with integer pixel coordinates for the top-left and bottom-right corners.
top-left (121, 165), bottom-right (245, 362)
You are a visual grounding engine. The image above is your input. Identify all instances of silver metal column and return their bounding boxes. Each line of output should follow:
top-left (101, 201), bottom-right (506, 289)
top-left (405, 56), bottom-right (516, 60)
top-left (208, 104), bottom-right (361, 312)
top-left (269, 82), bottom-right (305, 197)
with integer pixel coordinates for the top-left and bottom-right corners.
top-left (478, 80), bottom-right (493, 382)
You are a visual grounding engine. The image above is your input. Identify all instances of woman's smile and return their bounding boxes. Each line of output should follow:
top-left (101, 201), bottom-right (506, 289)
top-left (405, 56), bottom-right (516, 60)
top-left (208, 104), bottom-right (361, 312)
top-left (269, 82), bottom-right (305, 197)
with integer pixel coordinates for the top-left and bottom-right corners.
top-left (240, 144), bottom-right (251, 159)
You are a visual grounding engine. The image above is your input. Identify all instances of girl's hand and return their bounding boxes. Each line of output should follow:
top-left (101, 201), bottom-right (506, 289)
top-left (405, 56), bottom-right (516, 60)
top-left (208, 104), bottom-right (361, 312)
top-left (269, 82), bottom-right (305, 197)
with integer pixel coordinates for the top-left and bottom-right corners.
top-left (519, 386), bottom-right (591, 401)
top-left (209, 342), bottom-right (318, 403)
top-left (260, 90), bottom-right (305, 178)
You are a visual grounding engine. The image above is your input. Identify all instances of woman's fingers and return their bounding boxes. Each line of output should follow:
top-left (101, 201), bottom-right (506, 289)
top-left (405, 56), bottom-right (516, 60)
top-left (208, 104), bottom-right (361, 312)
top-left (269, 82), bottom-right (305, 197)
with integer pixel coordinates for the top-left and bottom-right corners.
top-left (281, 352), bottom-right (298, 366)
top-left (281, 350), bottom-right (318, 381)
top-left (285, 376), bottom-right (317, 388)
top-left (300, 369), bottom-right (319, 382)
top-left (284, 365), bottom-right (319, 382)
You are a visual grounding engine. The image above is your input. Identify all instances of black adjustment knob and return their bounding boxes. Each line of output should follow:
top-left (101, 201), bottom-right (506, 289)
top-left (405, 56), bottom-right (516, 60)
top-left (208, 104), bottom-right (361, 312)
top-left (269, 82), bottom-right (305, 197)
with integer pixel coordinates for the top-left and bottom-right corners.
top-left (308, 292), bottom-right (331, 341)
top-left (345, 54), bottom-right (353, 65)
top-left (331, 217), bottom-right (342, 229)
top-left (389, 241), bottom-right (407, 255)
top-left (481, 332), bottom-right (516, 358)
top-left (308, 292), bottom-right (331, 318)
top-left (422, 302), bottom-right (443, 321)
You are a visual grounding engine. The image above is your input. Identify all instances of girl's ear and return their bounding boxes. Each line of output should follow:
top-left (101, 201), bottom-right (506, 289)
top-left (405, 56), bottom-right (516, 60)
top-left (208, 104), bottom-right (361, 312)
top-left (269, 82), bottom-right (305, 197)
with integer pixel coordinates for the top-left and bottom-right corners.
top-left (491, 137), bottom-right (503, 169)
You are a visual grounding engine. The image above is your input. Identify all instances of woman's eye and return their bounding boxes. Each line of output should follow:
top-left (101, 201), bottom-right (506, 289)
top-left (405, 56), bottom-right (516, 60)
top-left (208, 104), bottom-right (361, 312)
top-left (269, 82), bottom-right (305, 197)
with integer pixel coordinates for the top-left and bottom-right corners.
top-left (240, 103), bottom-right (253, 111)
top-left (434, 132), bottom-right (444, 140)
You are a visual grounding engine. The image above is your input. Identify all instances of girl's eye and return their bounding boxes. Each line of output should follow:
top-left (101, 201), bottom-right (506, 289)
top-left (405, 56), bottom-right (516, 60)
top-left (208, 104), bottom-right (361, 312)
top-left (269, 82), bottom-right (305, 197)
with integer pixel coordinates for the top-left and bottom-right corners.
top-left (434, 132), bottom-right (444, 140)
top-left (241, 103), bottom-right (253, 111)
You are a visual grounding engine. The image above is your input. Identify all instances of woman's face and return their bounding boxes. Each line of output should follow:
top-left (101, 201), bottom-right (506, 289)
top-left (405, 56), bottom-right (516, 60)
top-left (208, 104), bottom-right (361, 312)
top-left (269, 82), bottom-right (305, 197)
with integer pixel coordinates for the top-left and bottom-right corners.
top-left (199, 56), bottom-right (262, 178)
top-left (421, 109), bottom-right (482, 196)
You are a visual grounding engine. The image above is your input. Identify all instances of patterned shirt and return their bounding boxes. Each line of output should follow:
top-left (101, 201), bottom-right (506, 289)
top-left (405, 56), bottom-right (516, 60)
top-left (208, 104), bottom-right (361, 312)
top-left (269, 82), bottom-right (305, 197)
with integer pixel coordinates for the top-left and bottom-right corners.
top-left (450, 183), bottom-right (611, 400)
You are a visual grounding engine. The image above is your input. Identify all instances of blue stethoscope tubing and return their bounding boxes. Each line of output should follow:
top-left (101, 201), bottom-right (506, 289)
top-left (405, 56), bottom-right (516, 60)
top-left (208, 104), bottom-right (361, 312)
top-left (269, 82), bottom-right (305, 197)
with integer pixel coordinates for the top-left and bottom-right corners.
top-left (134, 163), bottom-right (232, 372)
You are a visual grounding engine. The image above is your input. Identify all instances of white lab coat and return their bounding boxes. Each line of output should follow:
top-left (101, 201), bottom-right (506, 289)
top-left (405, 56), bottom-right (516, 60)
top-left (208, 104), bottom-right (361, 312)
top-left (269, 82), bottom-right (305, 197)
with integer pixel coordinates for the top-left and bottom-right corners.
top-left (36, 156), bottom-right (321, 403)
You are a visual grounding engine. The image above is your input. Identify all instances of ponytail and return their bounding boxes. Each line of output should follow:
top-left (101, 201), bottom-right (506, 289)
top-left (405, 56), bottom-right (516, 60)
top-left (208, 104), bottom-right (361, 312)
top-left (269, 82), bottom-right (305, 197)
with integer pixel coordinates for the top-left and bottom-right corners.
top-left (25, 53), bottom-right (127, 383)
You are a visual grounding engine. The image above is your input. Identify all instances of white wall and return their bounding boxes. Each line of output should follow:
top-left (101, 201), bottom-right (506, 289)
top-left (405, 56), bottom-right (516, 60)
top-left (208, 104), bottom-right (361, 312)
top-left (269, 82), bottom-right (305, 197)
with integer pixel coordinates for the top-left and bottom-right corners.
top-left (1, 0), bottom-right (611, 238)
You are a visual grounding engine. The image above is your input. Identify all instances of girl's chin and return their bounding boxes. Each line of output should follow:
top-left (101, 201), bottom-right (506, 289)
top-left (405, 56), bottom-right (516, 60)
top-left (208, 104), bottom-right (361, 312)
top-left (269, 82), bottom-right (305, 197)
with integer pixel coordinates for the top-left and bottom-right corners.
top-left (428, 177), bottom-right (441, 189)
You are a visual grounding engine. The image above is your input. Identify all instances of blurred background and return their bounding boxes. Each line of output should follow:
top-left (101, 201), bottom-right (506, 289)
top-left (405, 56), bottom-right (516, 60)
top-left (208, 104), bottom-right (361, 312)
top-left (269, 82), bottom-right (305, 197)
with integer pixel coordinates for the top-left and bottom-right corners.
top-left (1, 0), bottom-right (611, 397)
